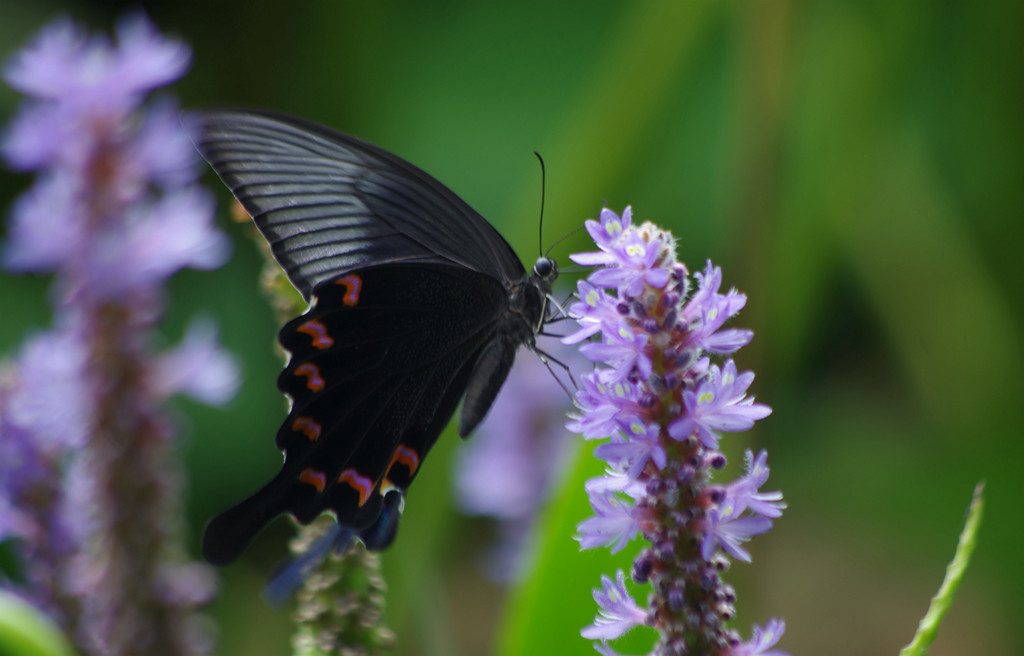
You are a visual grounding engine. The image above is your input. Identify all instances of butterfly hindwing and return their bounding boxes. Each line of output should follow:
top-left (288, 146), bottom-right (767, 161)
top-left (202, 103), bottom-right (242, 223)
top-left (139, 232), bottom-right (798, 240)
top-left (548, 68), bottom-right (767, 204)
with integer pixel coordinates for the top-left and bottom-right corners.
top-left (201, 263), bottom-right (511, 564)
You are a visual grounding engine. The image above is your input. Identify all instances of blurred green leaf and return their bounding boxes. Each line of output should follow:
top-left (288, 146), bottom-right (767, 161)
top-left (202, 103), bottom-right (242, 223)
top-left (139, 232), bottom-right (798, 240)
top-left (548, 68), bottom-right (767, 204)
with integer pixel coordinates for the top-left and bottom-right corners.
top-left (498, 445), bottom-right (654, 656)
top-left (0, 591), bottom-right (76, 656)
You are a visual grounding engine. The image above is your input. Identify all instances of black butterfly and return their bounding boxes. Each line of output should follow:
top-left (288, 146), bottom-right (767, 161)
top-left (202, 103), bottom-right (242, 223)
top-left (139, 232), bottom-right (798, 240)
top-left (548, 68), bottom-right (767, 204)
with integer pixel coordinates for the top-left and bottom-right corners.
top-left (188, 110), bottom-right (557, 565)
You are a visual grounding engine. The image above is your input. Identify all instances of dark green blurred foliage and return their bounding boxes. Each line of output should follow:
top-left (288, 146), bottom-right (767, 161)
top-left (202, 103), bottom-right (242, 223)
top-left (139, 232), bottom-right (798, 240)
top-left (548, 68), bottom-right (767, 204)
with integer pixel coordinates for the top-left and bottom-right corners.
top-left (2, 2), bottom-right (1021, 655)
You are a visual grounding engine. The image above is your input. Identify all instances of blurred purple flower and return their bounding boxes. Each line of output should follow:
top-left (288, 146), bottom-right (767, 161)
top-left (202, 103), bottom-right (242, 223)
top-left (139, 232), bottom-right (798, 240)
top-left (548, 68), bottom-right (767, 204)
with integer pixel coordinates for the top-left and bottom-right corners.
top-left (1, 15), bottom-right (235, 656)
top-left (593, 641), bottom-right (627, 656)
top-left (3, 16), bottom-right (190, 166)
top-left (3, 173), bottom-right (83, 271)
top-left (454, 351), bottom-right (579, 580)
top-left (0, 331), bottom-right (87, 592)
top-left (77, 187), bottom-right (227, 301)
top-left (2, 329), bottom-right (90, 451)
top-left (150, 318), bottom-right (240, 405)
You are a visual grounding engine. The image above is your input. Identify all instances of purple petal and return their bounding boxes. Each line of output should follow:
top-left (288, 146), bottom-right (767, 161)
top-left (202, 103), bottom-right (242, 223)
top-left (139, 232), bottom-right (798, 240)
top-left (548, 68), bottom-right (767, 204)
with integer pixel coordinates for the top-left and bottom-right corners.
top-left (3, 174), bottom-right (83, 271)
top-left (703, 327), bottom-right (754, 354)
top-left (3, 18), bottom-right (86, 98)
top-left (129, 98), bottom-right (201, 190)
top-left (571, 250), bottom-right (617, 266)
top-left (4, 329), bottom-right (90, 450)
top-left (577, 490), bottom-right (639, 552)
top-left (150, 318), bottom-right (239, 405)
top-left (581, 571), bottom-right (646, 640)
top-left (587, 266), bottom-right (635, 288)
top-left (2, 103), bottom-right (68, 170)
top-left (727, 618), bottom-right (789, 656)
top-left (562, 322), bottom-right (603, 345)
top-left (110, 14), bottom-right (190, 96)
top-left (643, 267), bottom-right (670, 289)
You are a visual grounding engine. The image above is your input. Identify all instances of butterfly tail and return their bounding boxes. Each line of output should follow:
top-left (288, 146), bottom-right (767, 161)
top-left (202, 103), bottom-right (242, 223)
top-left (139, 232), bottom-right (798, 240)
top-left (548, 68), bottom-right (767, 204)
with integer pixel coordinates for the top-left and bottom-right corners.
top-left (260, 490), bottom-right (404, 607)
top-left (202, 470), bottom-right (296, 566)
top-left (262, 522), bottom-right (355, 608)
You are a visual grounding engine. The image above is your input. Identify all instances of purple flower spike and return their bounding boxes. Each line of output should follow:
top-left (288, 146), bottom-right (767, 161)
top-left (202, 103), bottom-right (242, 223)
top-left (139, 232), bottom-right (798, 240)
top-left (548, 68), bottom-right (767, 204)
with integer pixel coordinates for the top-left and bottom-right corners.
top-left (567, 207), bottom-right (788, 655)
top-left (1, 15), bottom-right (235, 656)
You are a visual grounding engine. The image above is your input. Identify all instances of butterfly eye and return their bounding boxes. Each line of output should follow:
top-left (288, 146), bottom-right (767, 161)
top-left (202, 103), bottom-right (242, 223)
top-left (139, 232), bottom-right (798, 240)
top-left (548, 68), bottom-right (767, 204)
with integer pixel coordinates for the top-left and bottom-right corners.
top-left (534, 256), bottom-right (556, 279)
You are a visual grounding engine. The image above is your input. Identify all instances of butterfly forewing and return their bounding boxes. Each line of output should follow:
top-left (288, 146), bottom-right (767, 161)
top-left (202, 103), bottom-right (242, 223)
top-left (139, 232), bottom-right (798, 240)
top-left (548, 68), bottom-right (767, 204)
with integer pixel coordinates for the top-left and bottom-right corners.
top-left (188, 110), bottom-right (526, 298)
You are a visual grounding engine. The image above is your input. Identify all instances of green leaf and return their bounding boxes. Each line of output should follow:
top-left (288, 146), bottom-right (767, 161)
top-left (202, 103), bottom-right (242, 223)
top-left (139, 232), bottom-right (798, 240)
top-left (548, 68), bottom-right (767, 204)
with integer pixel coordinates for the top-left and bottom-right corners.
top-left (899, 482), bottom-right (985, 656)
top-left (0, 591), bottom-right (76, 656)
top-left (497, 445), bottom-right (654, 656)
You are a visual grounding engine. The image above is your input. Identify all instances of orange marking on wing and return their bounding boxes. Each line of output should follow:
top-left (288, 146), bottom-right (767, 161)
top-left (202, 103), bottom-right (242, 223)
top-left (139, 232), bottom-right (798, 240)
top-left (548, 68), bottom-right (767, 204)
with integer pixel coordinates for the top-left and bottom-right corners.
top-left (294, 363), bottom-right (325, 391)
top-left (335, 274), bottom-right (363, 306)
top-left (298, 468), bottom-right (327, 493)
top-left (338, 469), bottom-right (373, 506)
top-left (387, 445), bottom-right (420, 477)
top-left (292, 416), bottom-right (322, 441)
top-left (297, 320), bottom-right (334, 349)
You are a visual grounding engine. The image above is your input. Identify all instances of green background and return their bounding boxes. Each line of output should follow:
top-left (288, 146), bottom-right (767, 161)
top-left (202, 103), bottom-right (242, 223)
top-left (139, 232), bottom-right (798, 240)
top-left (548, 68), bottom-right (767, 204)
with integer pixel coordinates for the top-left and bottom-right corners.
top-left (1, 2), bottom-right (1021, 655)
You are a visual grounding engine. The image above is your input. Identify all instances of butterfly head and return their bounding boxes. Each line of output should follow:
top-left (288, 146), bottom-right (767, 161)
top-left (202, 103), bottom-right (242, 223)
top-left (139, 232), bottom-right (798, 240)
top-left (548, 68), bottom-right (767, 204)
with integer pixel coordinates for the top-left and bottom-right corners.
top-left (533, 256), bottom-right (558, 285)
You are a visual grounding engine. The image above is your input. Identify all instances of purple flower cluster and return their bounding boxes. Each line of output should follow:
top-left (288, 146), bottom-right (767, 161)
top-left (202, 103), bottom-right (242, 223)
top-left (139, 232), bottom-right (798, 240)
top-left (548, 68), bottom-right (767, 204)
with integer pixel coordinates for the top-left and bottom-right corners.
top-left (2, 16), bottom-right (224, 300)
top-left (0, 16), bottom-right (237, 656)
top-left (566, 207), bottom-right (787, 656)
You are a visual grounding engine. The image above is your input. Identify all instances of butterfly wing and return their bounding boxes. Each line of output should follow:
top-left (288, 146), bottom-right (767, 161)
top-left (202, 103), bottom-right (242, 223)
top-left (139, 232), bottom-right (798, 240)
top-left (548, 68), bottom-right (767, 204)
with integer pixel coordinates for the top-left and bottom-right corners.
top-left (202, 263), bottom-right (521, 565)
top-left (187, 109), bottom-right (527, 298)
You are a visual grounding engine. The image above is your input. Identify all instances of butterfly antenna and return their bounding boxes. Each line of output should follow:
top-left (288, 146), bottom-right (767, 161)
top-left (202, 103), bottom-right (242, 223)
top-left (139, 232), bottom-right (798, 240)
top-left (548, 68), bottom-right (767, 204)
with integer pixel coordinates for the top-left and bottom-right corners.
top-left (534, 151), bottom-right (546, 256)
top-left (544, 224), bottom-right (587, 259)
top-left (533, 152), bottom-right (587, 259)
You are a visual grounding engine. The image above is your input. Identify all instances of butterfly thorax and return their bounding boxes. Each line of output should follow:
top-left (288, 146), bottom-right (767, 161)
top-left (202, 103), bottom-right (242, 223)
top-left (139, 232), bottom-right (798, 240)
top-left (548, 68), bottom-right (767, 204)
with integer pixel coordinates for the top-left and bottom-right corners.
top-left (505, 256), bottom-right (557, 346)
